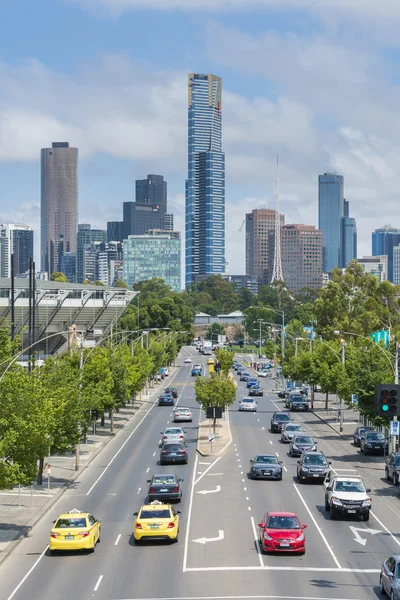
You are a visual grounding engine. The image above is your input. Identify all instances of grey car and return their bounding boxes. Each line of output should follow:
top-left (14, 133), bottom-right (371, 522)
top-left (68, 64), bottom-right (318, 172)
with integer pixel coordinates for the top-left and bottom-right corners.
top-left (289, 434), bottom-right (317, 457)
top-left (281, 423), bottom-right (305, 443)
top-left (297, 451), bottom-right (331, 483)
top-left (386, 453), bottom-right (400, 484)
top-left (380, 555), bottom-right (400, 598)
top-left (249, 454), bottom-right (283, 480)
top-left (147, 473), bottom-right (183, 502)
top-left (271, 412), bottom-right (292, 433)
top-left (159, 441), bottom-right (188, 465)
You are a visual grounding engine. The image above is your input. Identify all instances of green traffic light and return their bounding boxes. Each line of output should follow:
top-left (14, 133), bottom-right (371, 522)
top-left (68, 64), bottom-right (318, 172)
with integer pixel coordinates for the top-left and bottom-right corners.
top-left (382, 405), bottom-right (389, 411)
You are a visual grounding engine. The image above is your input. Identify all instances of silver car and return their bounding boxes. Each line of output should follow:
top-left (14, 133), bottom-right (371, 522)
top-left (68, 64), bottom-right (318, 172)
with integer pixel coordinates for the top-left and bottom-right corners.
top-left (239, 397), bottom-right (258, 412)
top-left (173, 407), bottom-right (193, 423)
top-left (380, 555), bottom-right (400, 598)
top-left (159, 427), bottom-right (186, 446)
top-left (281, 423), bottom-right (305, 443)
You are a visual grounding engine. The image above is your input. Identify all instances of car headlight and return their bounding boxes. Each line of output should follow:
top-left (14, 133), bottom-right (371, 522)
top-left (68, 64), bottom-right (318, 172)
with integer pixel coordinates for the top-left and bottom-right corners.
top-left (365, 443), bottom-right (372, 448)
top-left (292, 445), bottom-right (298, 450)
top-left (301, 467), bottom-right (309, 472)
top-left (362, 499), bottom-right (371, 507)
top-left (331, 497), bottom-right (342, 506)
top-left (297, 532), bottom-right (305, 542)
top-left (263, 532), bottom-right (273, 541)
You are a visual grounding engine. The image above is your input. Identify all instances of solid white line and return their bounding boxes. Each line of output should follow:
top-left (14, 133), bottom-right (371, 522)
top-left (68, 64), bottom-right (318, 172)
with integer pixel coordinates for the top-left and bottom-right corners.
top-left (6, 546), bottom-right (49, 600)
top-left (283, 466), bottom-right (287, 472)
top-left (262, 427), bottom-right (265, 430)
top-left (292, 483), bottom-right (342, 570)
top-left (250, 516), bottom-right (264, 568)
top-left (146, 467), bottom-right (150, 473)
top-left (246, 496), bottom-right (249, 500)
top-left (111, 595), bottom-right (366, 600)
top-left (371, 510), bottom-right (400, 547)
top-left (183, 453), bottom-right (198, 572)
top-left (93, 575), bottom-right (103, 592)
top-left (114, 534), bottom-right (121, 546)
top-left (244, 487), bottom-right (247, 491)
top-left (183, 565), bottom-right (379, 574)
top-left (153, 451), bottom-right (156, 456)
top-left (194, 456), bottom-right (221, 487)
top-left (248, 507), bottom-right (251, 511)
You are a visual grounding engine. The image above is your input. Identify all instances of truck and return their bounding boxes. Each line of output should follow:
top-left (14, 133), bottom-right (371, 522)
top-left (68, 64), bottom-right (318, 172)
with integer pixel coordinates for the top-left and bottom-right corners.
top-left (202, 340), bottom-right (212, 355)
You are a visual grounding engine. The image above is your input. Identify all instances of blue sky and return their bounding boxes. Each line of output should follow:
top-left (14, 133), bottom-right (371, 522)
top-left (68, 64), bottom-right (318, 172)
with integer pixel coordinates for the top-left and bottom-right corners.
top-left (1, 0), bottom-right (400, 276)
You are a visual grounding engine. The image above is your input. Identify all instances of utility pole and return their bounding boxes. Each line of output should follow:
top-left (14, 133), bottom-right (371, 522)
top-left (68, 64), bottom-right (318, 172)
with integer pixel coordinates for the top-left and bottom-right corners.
top-left (281, 311), bottom-right (285, 360)
top-left (75, 337), bottom-right (84, 471)
top-left (340, 339), bottom-right (346, 433)
top-left (393, 342), bottom-right (399, 453)
top-left (257, 319), bottom-right (263, 359)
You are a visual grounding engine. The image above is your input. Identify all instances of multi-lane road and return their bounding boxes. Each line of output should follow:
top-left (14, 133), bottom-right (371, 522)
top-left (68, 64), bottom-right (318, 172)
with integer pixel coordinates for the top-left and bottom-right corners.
top-left (0, 347), bottom-right (398, 600)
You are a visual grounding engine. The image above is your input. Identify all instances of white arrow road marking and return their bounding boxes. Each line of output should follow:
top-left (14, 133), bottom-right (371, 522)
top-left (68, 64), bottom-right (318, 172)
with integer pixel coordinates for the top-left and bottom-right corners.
top-left (196, 485), bottom-right (221, 495)
top-left (193, 530), bottom-right (224, 544)
top-left (349, 526), bottom-right (382, 546)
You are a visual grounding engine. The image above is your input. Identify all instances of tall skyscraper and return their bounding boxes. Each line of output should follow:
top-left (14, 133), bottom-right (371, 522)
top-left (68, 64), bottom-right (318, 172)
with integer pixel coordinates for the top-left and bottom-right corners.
top-left (372, 225), bottom-right (400, 282)
top-left (107, 221), bottom-right (123, 243)
top-left (318, 172), bottom-right (357, 273)
top-left (0, 224), bottom-right (34, 276)
top-left (40, 142), bottom-right (78, 275)
top-left (245, 209), bottom-right (284, 285)
top-left (165, 213), bottom-right (174, 231)
top-left (185, 73), bottom-right (225, 287)
top-left (123, 174), bottom-right (169, 239)
top-left (76, 224), bottom-right (107, 283)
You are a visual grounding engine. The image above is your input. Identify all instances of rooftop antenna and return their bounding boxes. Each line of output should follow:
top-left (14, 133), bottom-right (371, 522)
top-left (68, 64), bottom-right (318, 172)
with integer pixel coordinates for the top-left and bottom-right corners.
top-left (271, 154), bottom-right (284, 283)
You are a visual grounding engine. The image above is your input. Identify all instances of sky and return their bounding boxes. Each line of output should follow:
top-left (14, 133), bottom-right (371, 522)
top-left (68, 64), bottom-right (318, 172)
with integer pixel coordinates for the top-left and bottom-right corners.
top-left (1, 0), bottom-right (400, 282)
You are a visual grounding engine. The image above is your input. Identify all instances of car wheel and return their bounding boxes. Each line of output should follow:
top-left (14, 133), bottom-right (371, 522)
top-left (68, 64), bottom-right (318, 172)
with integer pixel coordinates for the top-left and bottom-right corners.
top-left (134, 537), bottom-right (140, 545)
top-left (49, 549), bottom-right (56, 555)
top-left (277, 473), bottom-right (282, 481)
top-left (379, 576), bottom-right (386, 595)
top-left (390, 590), bottom-right (395, 600)
top-left (289, 449), bottom-right (293, 457)
top-left (385, 467), bottom-right (390, 480)
top-left (330, 505), bottom-right (337, 520)
top-left (325, 498), bottom-right (330, 511)
top-left (363, 512), bottom-right (370, 522)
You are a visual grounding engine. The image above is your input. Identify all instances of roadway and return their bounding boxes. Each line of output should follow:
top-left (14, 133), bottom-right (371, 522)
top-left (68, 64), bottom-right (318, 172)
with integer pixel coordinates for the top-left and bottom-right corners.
top-left (0, 349), bottom-right (398, 600)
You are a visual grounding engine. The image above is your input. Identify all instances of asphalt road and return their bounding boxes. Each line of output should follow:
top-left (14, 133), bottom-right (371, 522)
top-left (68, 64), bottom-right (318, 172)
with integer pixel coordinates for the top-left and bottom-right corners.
top-left (0, 350), bottom-right (398, 600)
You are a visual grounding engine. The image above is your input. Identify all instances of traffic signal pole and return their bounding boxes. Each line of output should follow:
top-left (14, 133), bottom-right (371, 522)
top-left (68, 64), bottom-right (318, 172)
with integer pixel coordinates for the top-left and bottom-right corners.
top-left (393, 343), bottom-right (399, 453)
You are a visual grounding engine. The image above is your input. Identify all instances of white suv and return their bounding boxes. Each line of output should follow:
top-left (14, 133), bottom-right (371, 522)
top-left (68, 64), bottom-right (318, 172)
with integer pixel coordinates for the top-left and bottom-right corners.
top-left (323, 471), bottom-right (371, 521)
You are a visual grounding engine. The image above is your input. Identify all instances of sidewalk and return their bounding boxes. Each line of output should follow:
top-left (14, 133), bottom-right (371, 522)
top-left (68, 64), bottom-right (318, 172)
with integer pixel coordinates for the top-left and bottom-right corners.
top-left (0, 377), bottom-right (171, 565)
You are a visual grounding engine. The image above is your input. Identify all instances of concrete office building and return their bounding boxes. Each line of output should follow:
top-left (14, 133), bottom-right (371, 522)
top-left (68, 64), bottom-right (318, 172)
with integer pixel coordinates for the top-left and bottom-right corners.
top-left (185, 73), bottom-right (225, 287)
top-left (372, 225), bottom-right (400, 282)
top-left (357, 255), bottom-right (387, 282)
top-left (268, 224), bottom-right (323, 294)
top-left (41, 142), bottom-right (78, 275)
top-left (0, 224), bottom-right (34, 277)
top-left (76, 224), bottom-right (107, 283)
top-left (123, 230), bottom-right (181, 292)
top-left (245, 208), bottom-right (284, 285)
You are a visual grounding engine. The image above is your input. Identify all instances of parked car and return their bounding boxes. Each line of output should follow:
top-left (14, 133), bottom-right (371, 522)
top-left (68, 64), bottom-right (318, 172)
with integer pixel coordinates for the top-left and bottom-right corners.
top-left (360, 430), bottom-right (388, 455)
top-left (289, 396), bottom-right (309, 412)
top-left (289, 434), bottom-right (317, 457)
top-left (297, 451), bottom-right (331, 483)
top-left (277, 390), bottom-right (286, 398)
top-left (352, 425), bottom-right (374, 447)
top-left (385, 452), bottom-right (400, 484)
top-left (249, 454), bottom-right (283, 480)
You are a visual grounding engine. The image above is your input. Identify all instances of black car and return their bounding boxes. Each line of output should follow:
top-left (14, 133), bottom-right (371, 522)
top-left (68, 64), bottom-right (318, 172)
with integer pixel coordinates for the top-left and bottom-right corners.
top-left (352, 425), bottom-right (374, 447)
top-left (361, 430), bottom-right (387, 455)
top-left (385, 453), bottom-right (400, 484)
top-left (277, 390), bottom-right (286, 398)
top-left (289, 434), bottom-right (317, 457)
top-left (249, 386), bottom-right (263, 397)
top-left (249, 454), bottom-right (283, 480)
top-left (147, 473), bottom-right (183, 502)
top-left (297, 451), bottom-right (331, 483)
top-left (270, 412), bottom-right (292, 433)
top-left (160, 441), bottom-right (188, 464)
top-left (158, 393), bottom-right (174, 406)
top-left (289, 396), bottom-right (309, 412)
top-left (164, 387), bottom-right (178, 399)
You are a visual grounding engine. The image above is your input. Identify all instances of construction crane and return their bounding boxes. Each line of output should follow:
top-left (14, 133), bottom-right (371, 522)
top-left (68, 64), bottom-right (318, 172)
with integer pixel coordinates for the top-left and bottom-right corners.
top-left (239, 219), bottom-right (245, 232)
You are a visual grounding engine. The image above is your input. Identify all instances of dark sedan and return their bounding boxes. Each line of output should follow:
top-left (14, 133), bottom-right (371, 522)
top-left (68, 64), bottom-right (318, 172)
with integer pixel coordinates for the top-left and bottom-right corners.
top-left (361, 431), bottom-right (388, 455)
top-left (270, 412), bottom-right (292, 433)
top-left (297, 451), bottom-right (331, 483)
top-left (164, 387), bottom-right (178, 399)
top-left (249, 386), bottom-right (263, 397)
top-left (160, 441), bottom-right (188, 465)
top-left (249, 455), bottom-right (283, 480)
top-left (147, 473), bottom-right (183, 502)
top-left (385, 452), bottom-right (400, 484)
top-left (289, 435), bottom-right (317, 457)
top-left (277, 390), bottom-right (286, 398)
top-left (158, 393), bottom-right (174, 406)
top-left (352, 425), bottom-right (374, 447)
top-left (290, 396), bottom-right (309, 412)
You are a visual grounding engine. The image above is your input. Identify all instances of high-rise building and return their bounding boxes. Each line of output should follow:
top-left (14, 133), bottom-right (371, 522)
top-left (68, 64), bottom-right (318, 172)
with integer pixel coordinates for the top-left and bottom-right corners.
top-left (107, 221), bottom-right (123, 243)
top-left (123, 230), bottom-right (181, 292)
top-left (123, 174), bottom-right (169, 239)
top-left (40, 142), bottom-right (78, 275)
top-left (245, 209), bottom-right (284, 285)
top-left (393, 247), bottom-right (400, 285)
top-left (76, 224), bottom-right (107, 283)
top-left (372, 225), bottom-right (400, 282)
top-left (165, 213), bottom-right (174, 231)
top-left (357, 255), bottom-right (387, 282)
top-left (0, 224), bottom-right (34, 276)
top-left (318, 173), bottom-right (357, 273)
top-left (268, 224), bottom-right (323, 294)
top-left (98, 241), bottom-right (123, 286)
top-left (221, 274), bottom-right (259, 295)
top-left (60, 252), bottom-right (76, 282)
top-left (185, 73), bottom-right (225, 287)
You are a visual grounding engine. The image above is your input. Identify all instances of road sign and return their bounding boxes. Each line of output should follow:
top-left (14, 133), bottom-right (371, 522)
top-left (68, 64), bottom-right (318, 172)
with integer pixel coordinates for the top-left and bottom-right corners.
top-left (206, 406), bottom-right (223, 419)
top-left (47, 465), bottom-right (52, 475)
top-left (208, 433), bottom-right (215, 442)
top-left (370, 329), bottom-right (389, 349)
top-left (351, 394), bottom-right (358, 405)
top-left (390, 420), bottom-right (400, 436)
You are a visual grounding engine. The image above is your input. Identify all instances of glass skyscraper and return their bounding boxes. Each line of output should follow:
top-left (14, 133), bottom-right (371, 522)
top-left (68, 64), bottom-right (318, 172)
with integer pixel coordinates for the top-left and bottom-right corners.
top-left (372, 225), bottom-right (400, 282)
top-left (185, 73), bottom-right (225, 287)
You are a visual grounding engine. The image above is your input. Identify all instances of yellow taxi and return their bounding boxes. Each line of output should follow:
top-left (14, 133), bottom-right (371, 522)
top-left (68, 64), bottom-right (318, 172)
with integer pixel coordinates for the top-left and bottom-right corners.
top-left (207, 358), bottom-right (215, 365)
top-left (49, 509), bottom-right (101, 553)
top-left (133, 501), bottom-right (180, 543)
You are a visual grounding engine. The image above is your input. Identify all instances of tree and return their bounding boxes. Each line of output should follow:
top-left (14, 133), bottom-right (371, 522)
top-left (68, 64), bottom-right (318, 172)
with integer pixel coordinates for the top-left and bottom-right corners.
top-left (50, 271), bottom-right (68, 283)
top-left (114, 279), bottom-right (129, 289)
top-left (215, 348), bottom-right (234, 374)
top-left (82, 279), bottom-right (93, 285)
top-left (205, 323), bottom-right (225, 341)
top-left (196, 275), bottom-right (238, 314)
top-left (195, 374), bottom-right (236, 432)
top-left (94, 280), bottom-right (105, 286)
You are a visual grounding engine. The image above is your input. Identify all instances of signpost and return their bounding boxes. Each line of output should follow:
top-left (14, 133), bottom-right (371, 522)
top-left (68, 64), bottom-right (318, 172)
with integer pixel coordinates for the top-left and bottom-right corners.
top-left (351, 394), bottom-right (358, 405)
top-left (47, 465), bottom-right (51, 494)
top-left (390, 420), bottom-right (399, 436)
top-left (370, 329), bottom-right (390, 349)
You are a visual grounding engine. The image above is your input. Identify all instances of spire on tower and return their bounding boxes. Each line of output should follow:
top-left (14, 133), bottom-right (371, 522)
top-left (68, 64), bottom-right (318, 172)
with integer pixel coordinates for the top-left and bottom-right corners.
top-left (271, 154), bottom-right (284, 283)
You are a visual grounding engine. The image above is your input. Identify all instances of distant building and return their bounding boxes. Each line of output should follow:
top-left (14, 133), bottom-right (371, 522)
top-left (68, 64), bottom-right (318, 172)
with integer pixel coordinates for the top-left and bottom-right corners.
top-left (98, 241), bottom-right (123, 286)
top-left (0, 224), bottom-right (34, 276)
top-left (245, 208), bottom-right (284, 285)
top-left (77, 224), bottom-right (107, 283)
top-left (60, 252), bottom-right (76, 283)
top-left (123, 175), bottom-right (170, 240)
top-left (221, 274), bottom-right (259, 295)
top-left (393, 247), bottom-right (400, 285)
top-left (269, 224), bottom-right (323, 294)
top-left (372, 225), bottom-right (400, 282)
top-left (41, 142), bottom-right (78, 275)
top-left (107, 221), bottom-right (123, 244)
top-left (322, 273), bottom-right (329, 287)
top-left (165, 213), bottom-right (174, 231)
top-left (123, 230), bottom-right (181, 292)
top-left (357, 255), bottom-right (387, 282)
top-left (194, 310), bottom-right (245, 326)
top-left (341, 200), bottom-right (357, 266)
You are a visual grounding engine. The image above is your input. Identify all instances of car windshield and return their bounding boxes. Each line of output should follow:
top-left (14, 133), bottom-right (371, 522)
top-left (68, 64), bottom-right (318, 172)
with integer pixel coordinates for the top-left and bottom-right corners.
top-left (303, 455), bottom-right (327, 465)
top-left (334, 481), bottom-right (365, 492)
top-left (55, 517), bottom-right (87, 528)
top-left (161, 394), bottom-right (171, 398)
top-left (396, 563), bottom-right (400, 579)
top-left (365, 432), bottom-right (385, 440)
top-left (255, 456), bottom-right (279, 464)
top-left (175, 408), bottom-right (189, 413)
top-left (294, 436), bottom-right (313, 444)
top-left (165, 429), bottom-right (182, 435)
top-left (267, 516), bottom-right (300, 529)
top-left (291, 397), bottom-right (306, 403)
top-left (286, 425), bottom-right (302, 432)
top-left (152, 475), bottom-right (177, 484)
top-left (163, 443), bottom-right (184, 451)
top-left (276, 414), bottom-right (290, 421)
top-left (140, 509), bottom-right (171, 519)
top-left (242, 398), bottom-right (254, 403)
top-left (395, 456), bottom-right (400, 466)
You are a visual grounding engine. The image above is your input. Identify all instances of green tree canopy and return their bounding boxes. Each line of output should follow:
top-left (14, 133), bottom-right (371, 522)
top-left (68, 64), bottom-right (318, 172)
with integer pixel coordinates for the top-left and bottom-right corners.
top-left (50, 271), bottom-right (68, 283)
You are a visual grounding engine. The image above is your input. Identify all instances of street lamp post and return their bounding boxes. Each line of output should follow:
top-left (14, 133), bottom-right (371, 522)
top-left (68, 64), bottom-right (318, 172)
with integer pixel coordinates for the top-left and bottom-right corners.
top-left (257, 319), bottom-right (263, 359)
top-left (339, 338), bottom-right (346, 433)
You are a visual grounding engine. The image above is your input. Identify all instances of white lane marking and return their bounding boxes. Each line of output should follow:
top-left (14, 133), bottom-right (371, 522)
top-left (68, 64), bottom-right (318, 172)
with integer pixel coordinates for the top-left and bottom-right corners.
top-left (283, 466), bottom-right (287, 472)
top-left (197, 485), bottom-right (221, 495)
top-left (167, 421), bottom-right (170, 424)
top-left (146, 467), bottom-right (150, 473)
top-left (206, 472), bottom-right (223, 476)
top-left (349, 525), bottom-right (381, 546)
top-left (6, 545), bottom-right (49, 600)
top-left (199, 461), bottom-right (211, 465)
top-left (275, 452), bottom-right (279, 457)
top-left (244, 487), bottom-right (247, 491)
top-left (183, 453), bottom-right (199, 572)
top-left (262, 427), bottom-right (265, 430)
top-left (157, 567), bottom-right (378, 574)
top-left (371, 510), bottom-right (400, 547)
top-left (248, 507), bottom-right (251, 511)
top-left (153, 452), bottom-right (156, 456)
top-left (239, 464), bottom-right (242, 468)
top-left (250, 516), bottom-right (264, 568)
top-left (93, 575), bottom-right (103, 592)
top-left (192, 530), bottom-right (224, 544)
top-left (194, 456), bottom-right (222, 487)
top-left (269, 440), bottom-right (273, 445)
top-left (293, 483), bottom-right (342, 569)
top-left (257, 419), bottom-right (260, 422)
top-left (237, 458), bottom-right (240, 462)
top-left (137, 488), bottom-right (141, 494)
top-left (197, 471), bottom-right (203, 474)
top-left (115, 534), bottom-right (121, 546)
top-left (246, 496), bottom-right (249, 500)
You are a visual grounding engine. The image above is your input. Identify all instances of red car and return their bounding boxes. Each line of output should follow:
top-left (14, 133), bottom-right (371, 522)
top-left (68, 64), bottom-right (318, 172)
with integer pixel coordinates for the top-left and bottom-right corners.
top-left (258, 512), bottom-right (307, 554)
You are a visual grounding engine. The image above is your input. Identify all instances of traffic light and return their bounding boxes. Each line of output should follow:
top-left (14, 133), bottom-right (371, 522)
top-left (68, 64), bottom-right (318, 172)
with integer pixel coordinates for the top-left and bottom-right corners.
top-left (214, 361), bottom-right (221, 373)
top-left (375, 384), bottom-right (400, 417)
